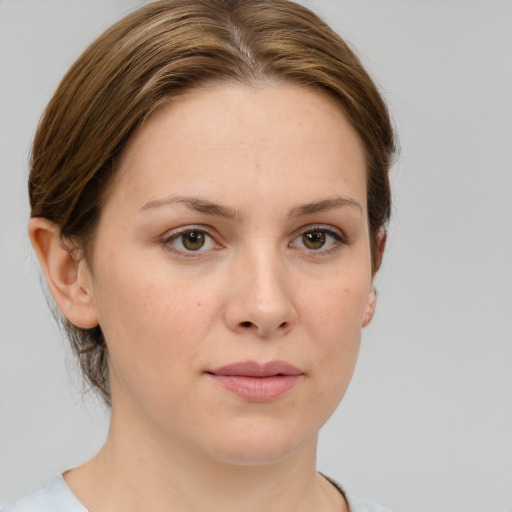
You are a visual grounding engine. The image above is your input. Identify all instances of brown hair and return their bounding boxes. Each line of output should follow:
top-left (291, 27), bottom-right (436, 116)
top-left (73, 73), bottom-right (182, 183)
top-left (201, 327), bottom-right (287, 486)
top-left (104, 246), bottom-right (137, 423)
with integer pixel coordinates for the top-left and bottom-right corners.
top-left (29, 0), bottom-right (395, 404)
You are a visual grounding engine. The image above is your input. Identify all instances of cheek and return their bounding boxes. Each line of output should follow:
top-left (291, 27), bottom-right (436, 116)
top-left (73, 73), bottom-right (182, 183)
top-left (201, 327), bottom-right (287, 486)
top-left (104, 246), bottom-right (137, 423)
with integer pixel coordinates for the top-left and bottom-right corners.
top-left (299, 270), bottom-right (370, 397)
top-left (300, 266), bottom-right (371, 338)
top-left (91, 260), bottom-right (222, 381)
top-left (92, 264), bottom-right (235, 441)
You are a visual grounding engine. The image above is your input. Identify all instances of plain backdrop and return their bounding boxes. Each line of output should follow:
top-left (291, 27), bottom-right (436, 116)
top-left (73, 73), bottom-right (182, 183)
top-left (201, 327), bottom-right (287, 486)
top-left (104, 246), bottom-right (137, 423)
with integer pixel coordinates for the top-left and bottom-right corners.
top-left (1, 1), bottom-right (511, 511)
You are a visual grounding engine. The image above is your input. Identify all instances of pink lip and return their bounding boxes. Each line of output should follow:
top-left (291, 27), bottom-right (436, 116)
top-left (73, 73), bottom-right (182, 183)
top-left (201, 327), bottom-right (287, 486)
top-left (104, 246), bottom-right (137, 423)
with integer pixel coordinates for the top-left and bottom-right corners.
top-left (207, 360), bottom-right (303, 402)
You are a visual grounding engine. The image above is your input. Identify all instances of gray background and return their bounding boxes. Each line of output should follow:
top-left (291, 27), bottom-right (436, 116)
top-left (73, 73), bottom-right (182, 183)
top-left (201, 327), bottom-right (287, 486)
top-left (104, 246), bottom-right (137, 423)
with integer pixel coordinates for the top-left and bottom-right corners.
top-left (1, 1), bottom-right (511, 511)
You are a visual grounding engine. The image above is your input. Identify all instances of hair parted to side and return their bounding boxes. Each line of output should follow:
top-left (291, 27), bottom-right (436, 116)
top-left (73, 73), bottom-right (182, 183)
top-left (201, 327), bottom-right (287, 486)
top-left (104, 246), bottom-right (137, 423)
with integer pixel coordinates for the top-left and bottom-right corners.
top-left (29, 0), bottom-right (395, 404)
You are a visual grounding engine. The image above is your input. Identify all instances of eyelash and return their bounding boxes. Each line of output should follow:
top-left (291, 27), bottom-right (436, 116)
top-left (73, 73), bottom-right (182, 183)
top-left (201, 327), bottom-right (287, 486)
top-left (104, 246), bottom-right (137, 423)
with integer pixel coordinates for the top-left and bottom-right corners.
top-left (160, 225), bottom-right (219, 257)
top-left (289, 225), bottom-right (348, 256)
top-left (160, 224), bottom-right (348, 257)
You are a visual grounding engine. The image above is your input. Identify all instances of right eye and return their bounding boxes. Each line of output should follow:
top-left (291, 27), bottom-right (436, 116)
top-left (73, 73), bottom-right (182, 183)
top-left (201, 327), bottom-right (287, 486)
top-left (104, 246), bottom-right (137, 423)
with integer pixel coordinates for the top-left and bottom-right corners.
top-left (161, 227), bottom-right (218, 255)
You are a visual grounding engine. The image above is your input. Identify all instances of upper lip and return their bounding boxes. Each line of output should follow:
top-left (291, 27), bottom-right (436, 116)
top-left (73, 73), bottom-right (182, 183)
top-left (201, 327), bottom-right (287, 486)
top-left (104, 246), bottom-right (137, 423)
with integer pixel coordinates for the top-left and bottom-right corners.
top-left (209, 360), bottom-right (303, 377)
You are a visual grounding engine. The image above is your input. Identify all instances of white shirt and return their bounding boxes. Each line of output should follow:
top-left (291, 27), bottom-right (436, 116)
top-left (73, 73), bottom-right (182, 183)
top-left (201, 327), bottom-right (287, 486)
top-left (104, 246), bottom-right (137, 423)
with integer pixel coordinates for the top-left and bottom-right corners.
top-left (1, 474), bottom-right (390, 512)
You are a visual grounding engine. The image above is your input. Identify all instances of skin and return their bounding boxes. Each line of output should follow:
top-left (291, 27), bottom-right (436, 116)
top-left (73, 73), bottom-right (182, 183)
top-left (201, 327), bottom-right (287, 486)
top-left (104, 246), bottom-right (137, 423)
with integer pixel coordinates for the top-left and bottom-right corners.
top-left (30, 83), bottom-right (380, 512)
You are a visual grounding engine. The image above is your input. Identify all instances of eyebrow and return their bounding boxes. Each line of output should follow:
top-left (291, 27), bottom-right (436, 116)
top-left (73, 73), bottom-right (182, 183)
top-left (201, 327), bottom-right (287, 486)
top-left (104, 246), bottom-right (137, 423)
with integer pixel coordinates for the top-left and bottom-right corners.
top-left (140, 195), bottom-right (241, 220)
top-left (139, 194), bottom-right (362, 219)
top-left (289, 195), bottom-right (363, 218)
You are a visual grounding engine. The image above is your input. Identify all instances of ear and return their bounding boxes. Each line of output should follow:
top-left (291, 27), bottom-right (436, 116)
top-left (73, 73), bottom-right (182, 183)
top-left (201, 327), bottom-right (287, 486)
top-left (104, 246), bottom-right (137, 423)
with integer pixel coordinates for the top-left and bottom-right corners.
top-left (28, 218), bottom-right (98, 329)
top-left (362, 286), bottom-right (377, 327)
top-left (363, 229), bottom-right (387, 327)
top-left (373, 229), bottom-right (387, 275)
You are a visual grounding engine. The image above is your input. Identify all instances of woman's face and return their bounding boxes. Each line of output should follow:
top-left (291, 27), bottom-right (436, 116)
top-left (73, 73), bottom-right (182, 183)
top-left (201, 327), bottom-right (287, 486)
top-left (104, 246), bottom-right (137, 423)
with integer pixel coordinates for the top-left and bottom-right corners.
top-left (85, 83), bottom-right (374, 464)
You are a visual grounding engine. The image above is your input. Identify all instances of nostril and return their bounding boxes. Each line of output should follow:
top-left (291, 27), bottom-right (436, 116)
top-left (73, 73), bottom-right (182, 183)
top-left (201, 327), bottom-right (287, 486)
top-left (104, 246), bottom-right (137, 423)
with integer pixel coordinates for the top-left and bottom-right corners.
top-left (237, 320), bottom-right (290, 333)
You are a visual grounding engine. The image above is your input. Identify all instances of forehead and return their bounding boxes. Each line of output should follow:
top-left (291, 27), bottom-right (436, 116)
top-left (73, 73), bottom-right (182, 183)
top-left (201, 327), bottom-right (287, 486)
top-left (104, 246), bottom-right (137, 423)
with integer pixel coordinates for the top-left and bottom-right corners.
top-left (110, 83), bottom-right (367, 214)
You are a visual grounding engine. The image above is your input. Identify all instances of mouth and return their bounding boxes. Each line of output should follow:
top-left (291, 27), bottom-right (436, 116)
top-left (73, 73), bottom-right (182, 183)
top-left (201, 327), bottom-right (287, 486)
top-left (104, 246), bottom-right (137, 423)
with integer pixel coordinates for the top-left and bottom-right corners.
top-left (206, 360), bottom-right (304, 402)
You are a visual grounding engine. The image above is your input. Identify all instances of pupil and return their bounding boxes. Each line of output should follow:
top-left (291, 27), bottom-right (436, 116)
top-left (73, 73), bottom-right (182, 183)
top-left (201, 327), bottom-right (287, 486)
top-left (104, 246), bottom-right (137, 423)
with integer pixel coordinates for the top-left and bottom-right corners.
top-left (303, 232), bottom-right (325, 249)
top-left (183, 232), bottom-right (205, 250)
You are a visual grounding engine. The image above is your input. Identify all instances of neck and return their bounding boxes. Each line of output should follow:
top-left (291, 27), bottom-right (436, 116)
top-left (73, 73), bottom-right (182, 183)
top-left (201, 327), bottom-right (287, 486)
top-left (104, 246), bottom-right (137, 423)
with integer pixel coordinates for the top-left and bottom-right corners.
top-left (64, 388), bottom-right (346, 512)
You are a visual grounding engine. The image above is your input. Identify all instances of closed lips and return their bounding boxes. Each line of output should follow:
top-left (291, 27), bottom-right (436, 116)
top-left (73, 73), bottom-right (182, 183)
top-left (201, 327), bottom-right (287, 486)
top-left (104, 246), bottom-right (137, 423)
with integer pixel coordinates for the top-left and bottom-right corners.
top-left (208, 360), bottom-right (303, 377)
top-left (207, 361), bottom-right (303, 402)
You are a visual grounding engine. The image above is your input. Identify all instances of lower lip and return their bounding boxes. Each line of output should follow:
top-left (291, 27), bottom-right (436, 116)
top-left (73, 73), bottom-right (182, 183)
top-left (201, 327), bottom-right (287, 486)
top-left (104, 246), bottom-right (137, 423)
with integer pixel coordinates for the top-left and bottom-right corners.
top-left (208, 374), bottom-right (302, 402)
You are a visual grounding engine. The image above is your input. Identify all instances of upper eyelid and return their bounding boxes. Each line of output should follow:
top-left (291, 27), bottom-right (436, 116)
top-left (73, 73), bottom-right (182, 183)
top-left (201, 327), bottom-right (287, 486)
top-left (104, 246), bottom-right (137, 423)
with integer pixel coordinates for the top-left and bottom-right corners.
top-left (293, 224), bottom-right (347, 240)
top-left (161, 224), bottom-right (217, 240)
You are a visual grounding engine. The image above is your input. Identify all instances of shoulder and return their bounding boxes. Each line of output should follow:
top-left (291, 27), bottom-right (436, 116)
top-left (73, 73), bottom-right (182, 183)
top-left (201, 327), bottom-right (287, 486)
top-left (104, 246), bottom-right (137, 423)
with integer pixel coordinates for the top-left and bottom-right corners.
top-left (322, 474), bottom-right (391, 512)
top-left (1, 474), bottom-right (88, 512)
top-left (345, 493), bottom-right (391, 512)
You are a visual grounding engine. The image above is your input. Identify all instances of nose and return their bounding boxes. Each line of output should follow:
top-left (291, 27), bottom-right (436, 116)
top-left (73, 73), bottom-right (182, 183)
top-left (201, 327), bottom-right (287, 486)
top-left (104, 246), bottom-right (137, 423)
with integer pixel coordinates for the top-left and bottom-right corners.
top-left (223, 248), bottom-right (298, 338)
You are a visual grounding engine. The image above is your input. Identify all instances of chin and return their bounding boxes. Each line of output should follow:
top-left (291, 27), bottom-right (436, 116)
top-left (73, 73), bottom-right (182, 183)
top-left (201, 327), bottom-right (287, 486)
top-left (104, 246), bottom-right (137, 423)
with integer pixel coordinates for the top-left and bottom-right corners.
top-left (199, 420), bottom-right (317, 467)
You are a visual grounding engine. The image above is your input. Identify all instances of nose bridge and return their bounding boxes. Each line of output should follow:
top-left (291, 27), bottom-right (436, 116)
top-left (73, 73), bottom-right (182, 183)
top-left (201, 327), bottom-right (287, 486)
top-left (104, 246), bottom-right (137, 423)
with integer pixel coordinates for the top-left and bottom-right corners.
top-left (226, 239), bottom-right (297, 337)
top-left (250, 245), bottom-right (287, 307)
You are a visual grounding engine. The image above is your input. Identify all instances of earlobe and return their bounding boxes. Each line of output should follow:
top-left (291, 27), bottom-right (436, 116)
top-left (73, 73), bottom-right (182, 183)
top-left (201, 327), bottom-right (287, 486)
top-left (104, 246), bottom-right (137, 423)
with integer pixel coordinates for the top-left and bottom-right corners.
top-left (28, 218), bottom-right (99, 329)
top-left (362, 286), bottom-right (377, 328)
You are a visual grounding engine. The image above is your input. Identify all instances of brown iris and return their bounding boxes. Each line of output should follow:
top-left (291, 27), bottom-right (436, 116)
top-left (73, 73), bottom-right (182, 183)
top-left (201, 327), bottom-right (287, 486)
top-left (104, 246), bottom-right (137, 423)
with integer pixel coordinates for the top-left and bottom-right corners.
top-left (182, 231), bottom-right (206, 250)
top-left (302, 231), bottom-right (326, 249)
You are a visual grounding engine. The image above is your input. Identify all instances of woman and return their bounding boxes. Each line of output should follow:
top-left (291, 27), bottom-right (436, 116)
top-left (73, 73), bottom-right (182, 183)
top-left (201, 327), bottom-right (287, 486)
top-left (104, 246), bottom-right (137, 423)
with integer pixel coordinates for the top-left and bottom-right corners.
top-left (3, 0), bottom-right (394, 510)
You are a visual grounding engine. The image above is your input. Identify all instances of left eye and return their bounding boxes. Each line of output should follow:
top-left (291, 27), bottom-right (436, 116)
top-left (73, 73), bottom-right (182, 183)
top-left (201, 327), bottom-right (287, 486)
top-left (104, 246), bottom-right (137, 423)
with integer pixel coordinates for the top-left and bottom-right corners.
top-left (164, 229), bottom-right (217, 252)
top-left (291, 229), bottom-right (343, 252)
